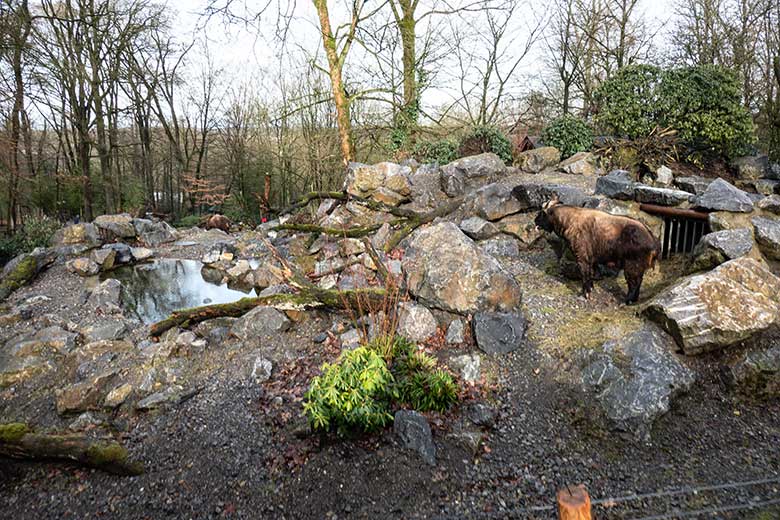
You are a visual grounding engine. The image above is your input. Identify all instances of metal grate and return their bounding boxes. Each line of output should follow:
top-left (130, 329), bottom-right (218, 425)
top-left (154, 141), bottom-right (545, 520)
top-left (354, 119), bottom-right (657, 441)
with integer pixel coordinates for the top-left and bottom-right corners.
top-left (638, 203), bottom-right (711, 260)
top-left (660, 216), bottom-right (710, 259)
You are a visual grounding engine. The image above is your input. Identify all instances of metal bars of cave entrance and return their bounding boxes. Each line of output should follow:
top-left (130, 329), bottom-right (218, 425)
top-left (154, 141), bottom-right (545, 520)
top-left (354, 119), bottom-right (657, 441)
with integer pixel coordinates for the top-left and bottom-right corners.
top-left (638, 203), bottom-right (711, 259)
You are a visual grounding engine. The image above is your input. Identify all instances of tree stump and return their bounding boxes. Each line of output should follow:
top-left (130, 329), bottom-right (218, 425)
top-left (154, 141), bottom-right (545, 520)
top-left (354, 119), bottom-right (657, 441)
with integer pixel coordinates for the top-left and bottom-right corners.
top-left (557, 484), bottom-right (591, 520)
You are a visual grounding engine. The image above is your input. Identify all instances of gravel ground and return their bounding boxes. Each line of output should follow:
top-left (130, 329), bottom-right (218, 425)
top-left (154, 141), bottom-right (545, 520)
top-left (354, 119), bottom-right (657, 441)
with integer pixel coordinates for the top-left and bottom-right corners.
top-left (1, 229), bottom-right (779, 519)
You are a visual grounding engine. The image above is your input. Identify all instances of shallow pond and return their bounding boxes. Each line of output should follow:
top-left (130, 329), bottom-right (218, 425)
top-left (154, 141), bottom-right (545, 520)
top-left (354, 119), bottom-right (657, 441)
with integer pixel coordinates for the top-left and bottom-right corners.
top-left (102, 259), bottom-right (256, 324)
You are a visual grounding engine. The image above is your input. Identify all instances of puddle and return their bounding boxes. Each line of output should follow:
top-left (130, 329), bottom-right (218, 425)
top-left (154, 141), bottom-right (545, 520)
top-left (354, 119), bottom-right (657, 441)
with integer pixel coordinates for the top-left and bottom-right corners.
top-left (102, 259), bottom-right (256, 324)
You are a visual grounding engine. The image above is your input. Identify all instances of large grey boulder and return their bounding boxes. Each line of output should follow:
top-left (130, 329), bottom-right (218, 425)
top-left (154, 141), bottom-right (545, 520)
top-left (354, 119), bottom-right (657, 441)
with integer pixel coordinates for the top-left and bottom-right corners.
top-left (579, 325), bottom-right (695, 439)
top-left (633, 185), bottom-right (693, 206)
top-left (52, 223), bottom-right (101, 247)
top-left (757, 194), bottom-right (780, 214)
top-left (102, 243), bottom-right (133, 264)
top-left (473, 311), bottom-right (527, 355)
top-left (459, 217), bottom-right (500, 240)
top-left (397, 302), bottom-right (438, 343)
top-left (88, 279), bottom-right (122, 311)
top-left (230, 306), bottom-right (291, 342)
top-left (515, 146), bottom-right (561, 173)
top-left (751, 216), bottom-right (780, 260)
top-left (479, 236), bottom-right (520, 258)
top-left (558, 152), bottom-right (601, 176)
top-left (690, 228), bottom-right (756, 271)
top-left (644, 258), bottom-right (780, 355)
top-left (133, 219), bottom-right (178, 247)
top-left (0, 248), bottom-right (57, 301)
top-left (722, 345), bottom-right (780, 398)
top-left (510, 182), bottom-right (590, 209)
top-left (394, 410), bottom-right (436, 466)
top-left (595, 170), bottom-right (635, 200)
top-left (675, 176), bottom-right (713, 195)
top-left (402, 222), bottom-right (522, 313)
top-left (344, 162), bottom-right (410, 197)
top-left (495, 213), bottom-right (543, 247)
top-left (93, 214), bottom-right (136, 238)
top-left (695, 178), bottom-right (754, 213)
top-left (730, 155), bottom-right (769, 181)
top-left (406, 164), bottom-right (448, 211)
top-left (440, 153), bottom-right (506, 197)
top-left (470, 182), bottom-right (524, 221)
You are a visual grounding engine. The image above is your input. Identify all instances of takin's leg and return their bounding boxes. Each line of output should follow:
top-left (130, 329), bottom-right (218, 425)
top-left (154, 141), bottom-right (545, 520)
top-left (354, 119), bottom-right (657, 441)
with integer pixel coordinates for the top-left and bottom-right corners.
top-left (623, 259), bottom-right (646, 304)
top-left (577, 259), bottom-right (595, 299)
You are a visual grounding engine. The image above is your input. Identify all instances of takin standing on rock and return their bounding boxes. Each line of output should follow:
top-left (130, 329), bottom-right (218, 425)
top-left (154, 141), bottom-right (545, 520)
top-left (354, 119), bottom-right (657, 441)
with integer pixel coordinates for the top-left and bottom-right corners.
top-left (203, 214), bottom-right (232, 233)
top-left (529, 195), bottom-right (661, 303)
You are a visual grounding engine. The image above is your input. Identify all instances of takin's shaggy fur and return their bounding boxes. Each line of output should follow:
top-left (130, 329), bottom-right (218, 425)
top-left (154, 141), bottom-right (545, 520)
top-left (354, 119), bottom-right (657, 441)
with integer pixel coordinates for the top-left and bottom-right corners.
top-left (532, 197), bottom-right (661, 303)
top-left (203, 214), bottom-right (232, 233)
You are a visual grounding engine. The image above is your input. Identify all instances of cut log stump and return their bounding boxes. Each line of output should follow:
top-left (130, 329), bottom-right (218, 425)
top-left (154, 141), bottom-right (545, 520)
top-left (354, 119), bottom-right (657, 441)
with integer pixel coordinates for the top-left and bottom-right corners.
top-left (557, 484), bottom-right (591, 520)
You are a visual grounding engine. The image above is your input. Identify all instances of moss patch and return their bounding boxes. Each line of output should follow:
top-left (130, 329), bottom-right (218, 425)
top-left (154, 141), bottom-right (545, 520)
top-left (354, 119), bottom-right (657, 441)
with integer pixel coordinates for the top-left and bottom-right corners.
top-left (0, 255), bottom-right (38, 301)
top-left (542, 309), bottom-right (643, 352)
top-left (0, 422), bottom-right (30, 442)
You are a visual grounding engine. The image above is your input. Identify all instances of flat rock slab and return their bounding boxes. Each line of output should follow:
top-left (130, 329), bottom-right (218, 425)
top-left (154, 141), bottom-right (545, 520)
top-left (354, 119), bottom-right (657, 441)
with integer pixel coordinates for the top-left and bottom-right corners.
top-left (595, 170), bottom-right (635, 200)
top-left (674, 176), bottom-right (713, 195)
top-left (579, 325), bottom-right (695, 439)
top-left (473, 311), bottom-right (527, 355)
top-left (644, 257), bottom-right (780, 355)
top-left (633, 185), bottom-right (694, 206)
top-left (511, 182), bottom-right (591, 209)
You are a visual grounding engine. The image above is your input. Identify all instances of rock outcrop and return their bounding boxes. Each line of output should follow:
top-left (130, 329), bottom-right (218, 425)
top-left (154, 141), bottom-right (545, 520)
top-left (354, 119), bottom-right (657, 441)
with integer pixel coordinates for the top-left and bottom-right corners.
top-left (644, 258), bottom-right (780, 355)
top-left (579, 325), bottom-right (694, 439)
top-left (402, 222), bottom-right (522, 313)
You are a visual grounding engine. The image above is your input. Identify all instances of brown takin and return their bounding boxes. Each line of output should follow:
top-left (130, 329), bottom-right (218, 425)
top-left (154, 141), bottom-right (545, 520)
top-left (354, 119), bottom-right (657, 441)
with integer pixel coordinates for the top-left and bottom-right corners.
top-left (533, 196), bottom-right (661, 303)
top-left (204, 214), bottom-right (232, 233)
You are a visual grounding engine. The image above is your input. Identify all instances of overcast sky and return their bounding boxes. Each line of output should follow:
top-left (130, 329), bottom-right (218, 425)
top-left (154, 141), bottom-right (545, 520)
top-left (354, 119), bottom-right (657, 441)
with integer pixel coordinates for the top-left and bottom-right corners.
top-left (163, 0), bottom-right (678, 111)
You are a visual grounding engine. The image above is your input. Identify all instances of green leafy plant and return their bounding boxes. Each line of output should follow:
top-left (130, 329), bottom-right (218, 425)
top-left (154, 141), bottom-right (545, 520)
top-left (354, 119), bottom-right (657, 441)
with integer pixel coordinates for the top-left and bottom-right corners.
top-left (541, 115), bottom-right (594, 159)
top-left (594, 64), bottom-right (755, 159)
top-left (657, 65), bottom-right (754, 159)
top-left (0, 216), bottom-right (61, 265)
top-left (303, 347), bottom-right (396, 436)
top-left (457, 125), bottom-right (513, 164)
top-left (390, 346), bottom-right (458, 413)
top-left (412, 138), bottom-right (458, 165)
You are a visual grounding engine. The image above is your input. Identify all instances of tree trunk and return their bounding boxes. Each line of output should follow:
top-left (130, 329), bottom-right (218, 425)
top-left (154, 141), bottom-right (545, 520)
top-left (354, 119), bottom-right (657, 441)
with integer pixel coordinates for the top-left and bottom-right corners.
top-left (149, 289), bottom-right (387, 337)
top-left (313, 0), bottom-right (354, 165)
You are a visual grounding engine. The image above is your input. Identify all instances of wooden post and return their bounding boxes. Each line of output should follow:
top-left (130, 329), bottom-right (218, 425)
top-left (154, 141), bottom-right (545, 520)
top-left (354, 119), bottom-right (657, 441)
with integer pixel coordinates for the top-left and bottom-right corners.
top-left (557, 484), bottom-right (591, 520)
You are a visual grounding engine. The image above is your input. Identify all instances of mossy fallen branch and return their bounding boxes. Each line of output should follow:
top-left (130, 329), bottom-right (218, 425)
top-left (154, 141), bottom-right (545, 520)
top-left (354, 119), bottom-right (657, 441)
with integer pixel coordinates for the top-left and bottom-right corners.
top-left (0, 422), bottom-right (143, 476)
top-left (277, 191), bottom-right (349, 215)
top-left (272, 223), bottom-right (384, 238)
top-left (149, 288), bottom-right (387, 337)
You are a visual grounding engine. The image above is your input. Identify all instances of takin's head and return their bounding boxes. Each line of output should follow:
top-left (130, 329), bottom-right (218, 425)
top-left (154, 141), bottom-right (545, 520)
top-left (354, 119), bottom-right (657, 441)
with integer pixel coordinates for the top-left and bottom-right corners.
top-left (534, 195), bottom-right (561, 233)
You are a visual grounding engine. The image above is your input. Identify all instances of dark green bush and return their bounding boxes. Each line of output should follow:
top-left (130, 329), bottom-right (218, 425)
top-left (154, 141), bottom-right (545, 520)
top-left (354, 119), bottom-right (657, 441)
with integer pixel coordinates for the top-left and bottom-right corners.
top-left (0, 216), bottom-right (61, 266)
top-left (594, 64), bottom-right (755, 159)
top-left (303, 347), bottom-right (395, 435)
top-left (394, 351), bottom-right (458, 413)
top-left (593, 64), bottom-right (663, 140)
top-left (412, 138), bottom-right (458, 165)
top-left (541, 115), bottom-right (594, 158)
top-left (657, 65), bottom-right (755, 158)
top-left (458, 125), bottom-right (513, 164)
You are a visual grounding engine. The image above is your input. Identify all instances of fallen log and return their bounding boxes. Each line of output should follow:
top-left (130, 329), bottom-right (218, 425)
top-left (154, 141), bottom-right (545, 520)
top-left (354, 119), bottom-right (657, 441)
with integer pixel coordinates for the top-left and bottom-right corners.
top-left (0, 423), bottom-right (143, 476)
top-left (272, 222), bottom-right (385, 238)
top-left (149, 289), bottom-right (387, 337)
